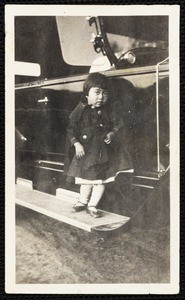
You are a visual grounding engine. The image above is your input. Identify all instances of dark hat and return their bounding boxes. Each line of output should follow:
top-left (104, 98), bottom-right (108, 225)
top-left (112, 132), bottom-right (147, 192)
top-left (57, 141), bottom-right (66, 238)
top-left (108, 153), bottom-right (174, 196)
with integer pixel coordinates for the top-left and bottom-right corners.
top-left (83, 73), bottom-right (109, 97)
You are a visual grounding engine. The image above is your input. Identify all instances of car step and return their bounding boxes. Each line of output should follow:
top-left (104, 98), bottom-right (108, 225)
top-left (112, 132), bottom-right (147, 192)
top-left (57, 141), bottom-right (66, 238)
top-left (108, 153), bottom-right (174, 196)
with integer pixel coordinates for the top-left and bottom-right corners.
top-left (15, 178), bottom-right (130, 232)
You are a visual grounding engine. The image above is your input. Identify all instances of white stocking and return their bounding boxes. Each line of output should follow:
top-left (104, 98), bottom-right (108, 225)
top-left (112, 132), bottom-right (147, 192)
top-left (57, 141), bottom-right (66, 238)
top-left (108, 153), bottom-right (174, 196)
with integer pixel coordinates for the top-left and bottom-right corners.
top-left (88, 184), bottom-right (105, 208)
top-left (79, 184), bottom-right (93, 204)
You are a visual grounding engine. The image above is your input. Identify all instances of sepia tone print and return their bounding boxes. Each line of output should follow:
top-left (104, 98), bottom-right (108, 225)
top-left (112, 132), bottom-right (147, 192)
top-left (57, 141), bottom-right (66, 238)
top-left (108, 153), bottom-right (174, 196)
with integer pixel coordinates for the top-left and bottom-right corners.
top-left (5, 5), bottom-right (179, 294)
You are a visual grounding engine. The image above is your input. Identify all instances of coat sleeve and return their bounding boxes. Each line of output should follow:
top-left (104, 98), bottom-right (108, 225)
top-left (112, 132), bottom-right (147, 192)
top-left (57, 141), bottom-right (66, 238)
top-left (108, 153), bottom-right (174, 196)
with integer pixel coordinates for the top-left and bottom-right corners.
top-left (109, 101), bottom-right (125, 135)
top-left (67, 117), bottom-right (79, 146)
top-left (67, 102), bottom-right (86, 146)
top-left (64, 102), bottom-right (85, 180)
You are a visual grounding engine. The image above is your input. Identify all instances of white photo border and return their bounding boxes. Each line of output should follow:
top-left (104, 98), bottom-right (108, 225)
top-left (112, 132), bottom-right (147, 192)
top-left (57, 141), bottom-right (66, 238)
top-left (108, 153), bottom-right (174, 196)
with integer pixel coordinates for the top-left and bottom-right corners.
top-left (5, 4), bottom-right (180, 294)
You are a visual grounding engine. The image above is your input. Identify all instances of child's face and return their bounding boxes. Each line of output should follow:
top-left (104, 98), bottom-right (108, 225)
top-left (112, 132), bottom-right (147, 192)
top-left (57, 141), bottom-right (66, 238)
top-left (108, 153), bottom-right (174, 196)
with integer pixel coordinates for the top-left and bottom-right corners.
top-left (86, 87), bottom-right (108, 107)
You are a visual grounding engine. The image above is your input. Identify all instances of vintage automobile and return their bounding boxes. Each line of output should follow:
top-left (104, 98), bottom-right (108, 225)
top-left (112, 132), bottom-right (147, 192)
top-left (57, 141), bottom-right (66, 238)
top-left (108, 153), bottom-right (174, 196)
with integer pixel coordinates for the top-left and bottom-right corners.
top-left (15, 16), bottom-right (169, 227)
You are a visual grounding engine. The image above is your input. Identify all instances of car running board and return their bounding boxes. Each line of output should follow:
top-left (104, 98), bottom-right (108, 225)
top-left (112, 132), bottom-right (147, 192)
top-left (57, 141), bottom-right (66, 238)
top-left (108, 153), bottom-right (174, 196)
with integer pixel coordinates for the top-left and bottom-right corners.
top-left (15, 178), bottom-right (130, 232)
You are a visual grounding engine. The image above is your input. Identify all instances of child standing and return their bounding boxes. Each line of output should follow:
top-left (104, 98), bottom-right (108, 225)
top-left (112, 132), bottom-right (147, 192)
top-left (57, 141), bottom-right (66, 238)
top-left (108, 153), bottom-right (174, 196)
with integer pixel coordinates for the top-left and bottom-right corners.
top-left (65, 73), bottom-right (133, 218)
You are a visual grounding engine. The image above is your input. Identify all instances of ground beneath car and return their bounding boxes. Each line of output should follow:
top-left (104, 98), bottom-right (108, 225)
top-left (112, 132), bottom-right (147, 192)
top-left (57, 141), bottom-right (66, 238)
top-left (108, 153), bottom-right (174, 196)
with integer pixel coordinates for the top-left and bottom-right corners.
top-left (16, 206), bottom-right (170, 284)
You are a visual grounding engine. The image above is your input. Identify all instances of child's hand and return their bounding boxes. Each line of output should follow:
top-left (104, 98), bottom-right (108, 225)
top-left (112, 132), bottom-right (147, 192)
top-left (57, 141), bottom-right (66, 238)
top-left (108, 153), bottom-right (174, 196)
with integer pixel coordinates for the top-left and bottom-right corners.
top-left (74, 142), bottom-right (85, 158)
top-left (104, 132), bottom-right (114, 144)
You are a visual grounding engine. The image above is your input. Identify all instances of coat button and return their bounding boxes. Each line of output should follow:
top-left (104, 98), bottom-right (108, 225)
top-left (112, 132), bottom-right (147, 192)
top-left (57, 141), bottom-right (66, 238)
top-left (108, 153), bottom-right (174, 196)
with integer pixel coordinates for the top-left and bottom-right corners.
top-left (83, 135), bottom-right (87, 139)
top-left (99, 124), bottom-right (103, 127)
top-left (98, 110), bottom-right (102, 115)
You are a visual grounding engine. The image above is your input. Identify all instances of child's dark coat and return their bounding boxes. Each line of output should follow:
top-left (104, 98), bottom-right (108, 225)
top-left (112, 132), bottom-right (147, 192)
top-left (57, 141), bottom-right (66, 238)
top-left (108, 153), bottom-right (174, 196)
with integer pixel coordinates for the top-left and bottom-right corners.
top-left (64, 101), bottom-right (133, 182)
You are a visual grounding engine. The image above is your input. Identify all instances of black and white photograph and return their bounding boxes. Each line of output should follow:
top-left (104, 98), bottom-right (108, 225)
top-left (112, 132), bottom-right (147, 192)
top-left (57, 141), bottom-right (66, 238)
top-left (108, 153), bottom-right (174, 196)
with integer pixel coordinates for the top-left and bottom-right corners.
top-left (5, 5), bottom-right (179, 294)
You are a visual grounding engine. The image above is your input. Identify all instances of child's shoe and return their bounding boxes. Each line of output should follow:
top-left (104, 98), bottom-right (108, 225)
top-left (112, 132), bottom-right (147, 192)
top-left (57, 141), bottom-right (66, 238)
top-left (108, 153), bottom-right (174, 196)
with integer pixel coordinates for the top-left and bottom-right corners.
top-left (73, 201), bottom-right (87, 212)
top-left (86, 206), bottom-right (102, 218)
